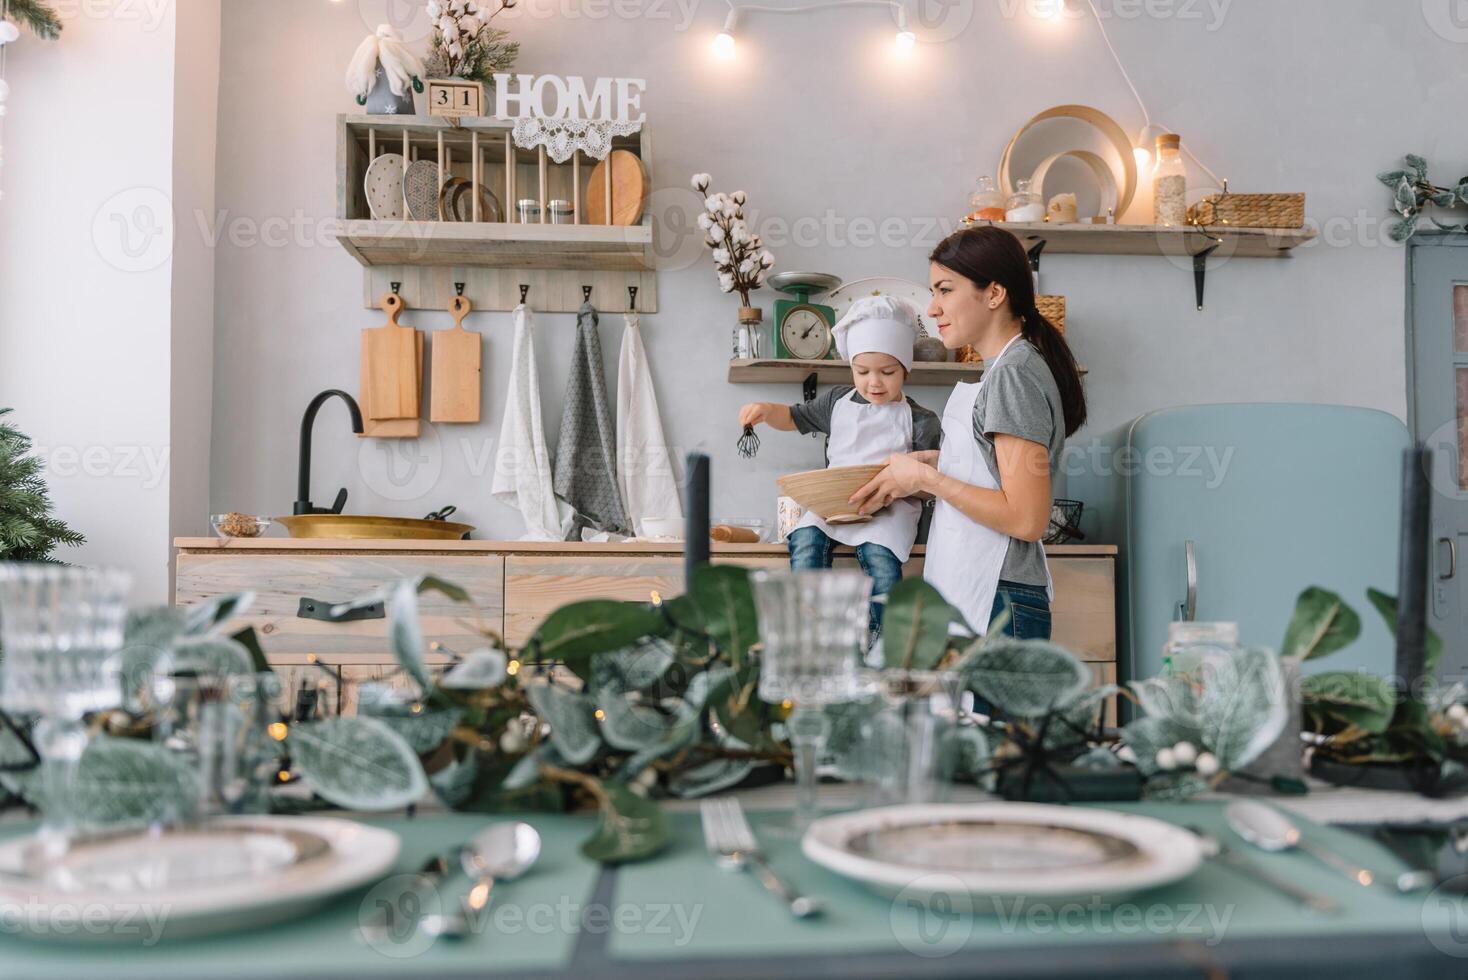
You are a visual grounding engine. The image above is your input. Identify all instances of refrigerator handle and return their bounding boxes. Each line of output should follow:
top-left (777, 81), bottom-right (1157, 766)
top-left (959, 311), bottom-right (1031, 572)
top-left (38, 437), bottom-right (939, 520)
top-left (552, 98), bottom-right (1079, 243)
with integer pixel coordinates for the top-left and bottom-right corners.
top-left (1440, 537), bottom-right (1458, 581)
top-left (1182, 540), bottom-right (1198, 622)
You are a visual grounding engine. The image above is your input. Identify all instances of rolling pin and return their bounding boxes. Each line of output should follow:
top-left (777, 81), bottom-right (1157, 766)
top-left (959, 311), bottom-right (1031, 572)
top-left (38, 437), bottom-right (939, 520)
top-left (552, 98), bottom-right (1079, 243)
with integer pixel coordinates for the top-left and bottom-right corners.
top-left (710, 524), bottom-right (760, 543)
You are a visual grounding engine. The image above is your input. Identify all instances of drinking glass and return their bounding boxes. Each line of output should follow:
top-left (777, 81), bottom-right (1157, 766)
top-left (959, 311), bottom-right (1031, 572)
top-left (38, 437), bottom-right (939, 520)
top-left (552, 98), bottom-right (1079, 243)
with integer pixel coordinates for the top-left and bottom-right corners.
top-left (0, 563), bottom-right (131, 853)
top-left (752, 569), bottom-right (871, 832)
top-left (857, 670), bottom-right (967, 810)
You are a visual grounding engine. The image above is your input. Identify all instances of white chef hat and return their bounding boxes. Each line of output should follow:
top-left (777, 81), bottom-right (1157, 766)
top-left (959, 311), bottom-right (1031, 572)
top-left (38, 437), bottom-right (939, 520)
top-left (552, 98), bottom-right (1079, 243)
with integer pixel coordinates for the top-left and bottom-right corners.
top-left (833, 295), bottom-right (921, 370)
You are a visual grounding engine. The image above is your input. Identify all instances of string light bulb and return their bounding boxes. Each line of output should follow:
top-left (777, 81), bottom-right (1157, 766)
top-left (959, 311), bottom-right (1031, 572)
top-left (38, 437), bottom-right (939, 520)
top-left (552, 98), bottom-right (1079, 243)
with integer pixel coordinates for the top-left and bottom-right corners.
top-left (894, 6), bottom-right (915, 50)
top-left (713, 9), bottom-right (738, 58)
top-left (1133, 123), bottom-right (1167, 170)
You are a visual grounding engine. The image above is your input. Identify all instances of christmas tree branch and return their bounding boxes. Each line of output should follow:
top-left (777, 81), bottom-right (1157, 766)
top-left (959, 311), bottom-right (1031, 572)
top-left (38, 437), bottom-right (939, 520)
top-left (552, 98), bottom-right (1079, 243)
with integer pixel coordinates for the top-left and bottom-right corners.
top-left (7, 0), bottom-right (63, 41)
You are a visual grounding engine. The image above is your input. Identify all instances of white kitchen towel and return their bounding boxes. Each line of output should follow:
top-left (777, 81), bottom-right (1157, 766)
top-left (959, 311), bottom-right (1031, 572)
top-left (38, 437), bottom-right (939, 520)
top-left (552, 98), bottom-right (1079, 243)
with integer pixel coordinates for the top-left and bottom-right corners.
top-left (616, 312), bottom-right (683, 536)
top-left (491, 304), bottom-right (568, 540)
top-left (553, 301), bottom-right (631, 539)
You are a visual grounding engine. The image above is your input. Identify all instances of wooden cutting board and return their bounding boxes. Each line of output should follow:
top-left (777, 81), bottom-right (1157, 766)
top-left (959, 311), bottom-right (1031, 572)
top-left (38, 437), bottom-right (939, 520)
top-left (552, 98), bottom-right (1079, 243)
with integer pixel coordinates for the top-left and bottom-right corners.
top-left (362, 293), bottom-right (420, 420)
top-left (361, 329), bottom-right (422, 438)
top-left (430, 294), bottom-right (482, 423)
top-left (585, 150), bottom-right (649, 226)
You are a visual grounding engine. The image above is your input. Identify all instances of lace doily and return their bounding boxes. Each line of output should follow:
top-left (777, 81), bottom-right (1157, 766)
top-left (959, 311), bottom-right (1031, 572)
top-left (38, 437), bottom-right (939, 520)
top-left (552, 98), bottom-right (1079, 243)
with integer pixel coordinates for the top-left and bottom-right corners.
top-left (511, 117), bottom-right (643, 163)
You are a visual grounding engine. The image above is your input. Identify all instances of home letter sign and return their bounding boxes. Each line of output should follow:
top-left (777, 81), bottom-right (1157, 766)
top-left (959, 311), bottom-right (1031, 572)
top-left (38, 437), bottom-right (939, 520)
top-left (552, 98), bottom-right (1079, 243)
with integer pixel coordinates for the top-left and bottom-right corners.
top-left (492, 74), bottom-right (647, 125)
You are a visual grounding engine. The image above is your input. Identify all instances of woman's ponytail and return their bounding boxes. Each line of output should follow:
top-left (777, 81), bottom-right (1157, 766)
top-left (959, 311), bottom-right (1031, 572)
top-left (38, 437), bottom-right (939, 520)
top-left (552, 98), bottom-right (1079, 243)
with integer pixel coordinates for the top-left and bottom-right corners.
top-left (930, 228), bottom-right (1088, 436)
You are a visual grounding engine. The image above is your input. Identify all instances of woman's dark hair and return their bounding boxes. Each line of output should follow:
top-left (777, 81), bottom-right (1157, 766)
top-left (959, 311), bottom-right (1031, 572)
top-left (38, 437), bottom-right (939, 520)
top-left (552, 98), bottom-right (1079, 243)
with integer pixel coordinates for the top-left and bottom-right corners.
top-left (929, 226), bottom-right (1088, 437)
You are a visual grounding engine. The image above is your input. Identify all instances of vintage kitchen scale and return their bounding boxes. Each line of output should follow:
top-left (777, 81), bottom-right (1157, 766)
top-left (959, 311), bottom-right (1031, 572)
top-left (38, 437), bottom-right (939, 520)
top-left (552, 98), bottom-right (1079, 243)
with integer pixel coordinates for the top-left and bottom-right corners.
top-left (769, 272), bottom-right (842, 360)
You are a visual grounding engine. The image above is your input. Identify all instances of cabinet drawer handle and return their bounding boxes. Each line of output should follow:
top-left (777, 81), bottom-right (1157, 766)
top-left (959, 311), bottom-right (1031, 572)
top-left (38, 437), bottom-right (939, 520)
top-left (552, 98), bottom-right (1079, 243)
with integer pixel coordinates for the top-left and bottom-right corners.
top-left (297, 597), bottom-right (384, 623)
top-left (1442, 537), bottom-right (1458, 581)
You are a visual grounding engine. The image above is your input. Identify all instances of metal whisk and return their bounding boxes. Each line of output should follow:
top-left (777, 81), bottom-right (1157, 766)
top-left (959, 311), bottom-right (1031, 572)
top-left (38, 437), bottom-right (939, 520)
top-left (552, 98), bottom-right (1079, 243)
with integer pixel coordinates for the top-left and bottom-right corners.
top-left (736, 425), bottom-right (761, 459)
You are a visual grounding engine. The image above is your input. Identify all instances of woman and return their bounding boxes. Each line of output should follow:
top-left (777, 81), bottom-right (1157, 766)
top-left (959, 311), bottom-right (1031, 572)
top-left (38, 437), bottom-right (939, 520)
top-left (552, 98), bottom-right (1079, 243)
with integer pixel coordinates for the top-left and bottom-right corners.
top-left (850, 227), bottom-right (1087, 639)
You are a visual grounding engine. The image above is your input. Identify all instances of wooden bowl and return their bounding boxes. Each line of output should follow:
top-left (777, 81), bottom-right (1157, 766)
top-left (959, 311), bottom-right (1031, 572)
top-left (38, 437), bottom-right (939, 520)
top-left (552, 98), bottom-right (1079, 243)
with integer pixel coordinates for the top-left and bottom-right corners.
top-left (777, 465), bottom-right (885, 526)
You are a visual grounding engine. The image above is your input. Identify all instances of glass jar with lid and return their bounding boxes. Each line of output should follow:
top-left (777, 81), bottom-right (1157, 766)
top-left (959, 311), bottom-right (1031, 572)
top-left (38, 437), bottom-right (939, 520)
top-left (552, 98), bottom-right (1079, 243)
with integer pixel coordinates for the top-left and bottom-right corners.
top-left (548, 200), bottom-right (575, 225)
top-left (516, 199), bottom-right (541, 224)
top-left (1152, 134), bottom-right (1187, 226)
top-left (1004, 178), bottom-right (1045, 223)
top-left (1162, 621), bottom-right (1239, 681)
top-left (969, 175), bottom-right (1006, 222)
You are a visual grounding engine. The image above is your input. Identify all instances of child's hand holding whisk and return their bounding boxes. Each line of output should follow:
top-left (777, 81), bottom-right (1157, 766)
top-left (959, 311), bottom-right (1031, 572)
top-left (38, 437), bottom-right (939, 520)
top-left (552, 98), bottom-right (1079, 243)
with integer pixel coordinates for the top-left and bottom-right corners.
top-left (736, 402), bottom-right (797, 459)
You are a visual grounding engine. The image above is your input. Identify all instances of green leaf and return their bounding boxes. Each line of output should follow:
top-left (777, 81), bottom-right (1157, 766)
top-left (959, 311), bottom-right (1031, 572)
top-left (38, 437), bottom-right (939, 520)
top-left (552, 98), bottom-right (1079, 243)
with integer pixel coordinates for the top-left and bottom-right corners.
top-left (882, 578), bottom-right (958, 671)
top-left (1281, 587), bottom-right (1361, 661)
top-left (1197, 647), bottom-right (1289, 772)
top-left (709, 661), bottom-right (765, 746)
top-left (580, 783), bottom-right (670, 864)
top-left (290, 716), bottom-right (429, 811)
top-left (525, 683), bottom-right (602, 765)
top-left (684, 565), bottom-right (758, 668)
top-left (368, 708), bottom-right (463, 754)
top-left (388, 580), bottom-right (433, 689)
top-left (667, 735), bottom-right (755, 798)
top-left (69, 737), bottom-right (200, 828)
top-left (1043, 684), bottom-right (1120, 749)
top-left (183, 592), bottom-right (255, 634)
top-left (1388, 214), bottom-right (1420, 242)
top-left (954, 725), bottom-right (992, 788)
top-left (962, 639), bottom-right (1089, 717)
top-left (1365, 588), bottom-right (1445, 673)
top-left (1377, 169), bottom-right (1409, 187)
top-left (441, 647), bottom-right (508, 690)
top-left (0, 720), bottom-right (41, 803)
top-left (528, 600), bottom-right (668, 681)
top-left (1406, 154), bottom-right (1429, 180)
top-left (1395, 177), bottom-right (1419, 211)
top-left (1301, 671), bottom-right (1395, 734)
top-left (1432, 190), bottom-right (1459, 208)
top-left (429, 753), bottom-right (480, 808)
top-left (598, 692), bottom-right (678, 751)
top-left (230, 626), bottom-right (273, 674)
top-left (165, 635), bottom-right (256, 677)
top-left (591, 639), bottom-right (675, 695)
top-left (1456, 180), bottom-right (1468, 204)
top-left (1130, 675), bottom-right (1203, 727)
top-left (1144, 772), bottom-right (1211, 802)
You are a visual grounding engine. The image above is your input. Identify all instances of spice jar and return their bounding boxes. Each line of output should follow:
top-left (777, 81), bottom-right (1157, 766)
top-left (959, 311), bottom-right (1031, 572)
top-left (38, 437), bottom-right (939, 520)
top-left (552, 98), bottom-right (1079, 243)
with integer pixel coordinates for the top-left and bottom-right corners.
top-left (1152, 134), bottom-right (1187, 226)
top-left (548, 200), bottom-right (574, 225)
top-left (969, 175), bottom-right (1006, 222)
top-left (516, 199), bottom-right (541, 224)
top-left (1005, 178), bottom-right (1045, 223)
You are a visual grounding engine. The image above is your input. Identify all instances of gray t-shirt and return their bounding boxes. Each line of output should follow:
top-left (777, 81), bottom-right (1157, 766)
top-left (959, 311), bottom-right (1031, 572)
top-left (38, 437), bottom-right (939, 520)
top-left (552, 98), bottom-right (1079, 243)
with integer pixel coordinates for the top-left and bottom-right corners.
top-left (789, 386), bottom-right (942, 461)
top-left (968, 339), bottom-right (1065, 587)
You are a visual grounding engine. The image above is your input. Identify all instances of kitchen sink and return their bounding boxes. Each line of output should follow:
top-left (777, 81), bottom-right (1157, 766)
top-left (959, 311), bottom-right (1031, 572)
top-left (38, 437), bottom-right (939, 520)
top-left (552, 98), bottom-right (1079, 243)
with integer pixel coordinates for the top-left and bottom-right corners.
top-left (275, 515), bottom-right (474, 541)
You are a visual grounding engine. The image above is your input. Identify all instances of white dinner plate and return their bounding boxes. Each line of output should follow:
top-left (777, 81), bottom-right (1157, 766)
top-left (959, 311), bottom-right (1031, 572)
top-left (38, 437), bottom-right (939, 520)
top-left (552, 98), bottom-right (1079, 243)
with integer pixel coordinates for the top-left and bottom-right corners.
top-left (0, 815), bottom-right (400, 942)
top-left (826, 277), bottom-right (939, 338)
top-left (364, 153), bottom-right (407, 221)
top-left (802, 803), bottom-right (1203, 906)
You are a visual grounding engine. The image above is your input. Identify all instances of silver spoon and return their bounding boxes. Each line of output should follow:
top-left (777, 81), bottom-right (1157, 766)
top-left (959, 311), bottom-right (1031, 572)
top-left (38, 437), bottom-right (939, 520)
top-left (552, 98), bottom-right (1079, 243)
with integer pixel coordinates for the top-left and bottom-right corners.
top-left (420, 822), bottom-right (542, 940)
top-left (1188, 825), bottom-right (1339, 914)
top-left (1225, 800), bottom-right (1378, 889)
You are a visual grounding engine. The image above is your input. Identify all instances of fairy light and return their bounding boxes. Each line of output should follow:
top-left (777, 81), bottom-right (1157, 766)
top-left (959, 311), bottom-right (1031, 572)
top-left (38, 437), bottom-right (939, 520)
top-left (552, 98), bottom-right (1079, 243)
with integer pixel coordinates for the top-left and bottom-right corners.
top-left (268, 722), bottom-right (289, 741)
top-left (714, 0), bottom-right (920, 58)
top-left (507, 659), bottom-right (521, 676)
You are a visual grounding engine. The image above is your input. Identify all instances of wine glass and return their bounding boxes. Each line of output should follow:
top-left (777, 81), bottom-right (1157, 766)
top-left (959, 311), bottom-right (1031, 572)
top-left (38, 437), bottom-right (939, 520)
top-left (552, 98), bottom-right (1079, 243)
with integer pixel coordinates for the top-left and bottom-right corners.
top-left (751, 569), bottom-right (871, 832)
top-left (0, 563), bottom-right (131, 854)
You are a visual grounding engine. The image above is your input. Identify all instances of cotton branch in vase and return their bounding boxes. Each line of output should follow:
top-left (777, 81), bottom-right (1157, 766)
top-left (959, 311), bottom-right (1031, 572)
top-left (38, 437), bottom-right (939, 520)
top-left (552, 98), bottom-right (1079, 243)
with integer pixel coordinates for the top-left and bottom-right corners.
top-left (693, 174), bottom-right (774, 311)
top-left (425, 0), bottom-right (517, 83)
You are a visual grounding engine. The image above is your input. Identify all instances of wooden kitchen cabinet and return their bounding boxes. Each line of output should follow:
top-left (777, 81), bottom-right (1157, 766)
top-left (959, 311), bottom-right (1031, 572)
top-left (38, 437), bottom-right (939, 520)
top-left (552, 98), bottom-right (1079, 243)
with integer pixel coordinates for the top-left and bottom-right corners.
top-left (174, 540), bottom-right (1119, 682)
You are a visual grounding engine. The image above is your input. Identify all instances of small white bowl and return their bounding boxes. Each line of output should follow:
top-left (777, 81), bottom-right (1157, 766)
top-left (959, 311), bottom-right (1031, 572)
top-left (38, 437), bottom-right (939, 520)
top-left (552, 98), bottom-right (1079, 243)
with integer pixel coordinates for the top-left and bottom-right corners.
top-left (639, 517), bottom-right (685, 540)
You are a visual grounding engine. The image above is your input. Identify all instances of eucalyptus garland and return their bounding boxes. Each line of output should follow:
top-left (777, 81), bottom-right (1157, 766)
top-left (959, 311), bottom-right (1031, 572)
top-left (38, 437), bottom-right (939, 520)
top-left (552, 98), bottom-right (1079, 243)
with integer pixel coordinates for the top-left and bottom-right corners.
top-left (1378, 153), bottom-right (1468, 241)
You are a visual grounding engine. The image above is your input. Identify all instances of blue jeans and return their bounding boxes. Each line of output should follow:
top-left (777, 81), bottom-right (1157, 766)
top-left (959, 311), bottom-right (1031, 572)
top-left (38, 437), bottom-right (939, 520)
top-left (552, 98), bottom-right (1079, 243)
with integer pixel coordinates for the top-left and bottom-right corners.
top-left (786, 526), bottom-right (903, 635)
top-left (988, 579), bottom-right (1052, 640)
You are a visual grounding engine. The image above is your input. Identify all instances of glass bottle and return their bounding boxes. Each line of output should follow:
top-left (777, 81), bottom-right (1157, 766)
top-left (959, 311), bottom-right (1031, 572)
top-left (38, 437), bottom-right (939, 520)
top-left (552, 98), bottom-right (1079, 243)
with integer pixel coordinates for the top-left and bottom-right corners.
top-left (1152, 134), bottom-right (1187, 226)
top-left (969, 175), bottom-right (1006, 222)
top-left (1004, 178), bottom-right (1045, 223)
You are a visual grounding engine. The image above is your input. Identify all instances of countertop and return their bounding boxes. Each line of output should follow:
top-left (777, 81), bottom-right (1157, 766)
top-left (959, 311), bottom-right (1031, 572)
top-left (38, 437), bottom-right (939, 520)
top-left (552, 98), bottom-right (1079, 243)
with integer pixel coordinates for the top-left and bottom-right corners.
top-left (174, 537), bottom-right (1118, 556)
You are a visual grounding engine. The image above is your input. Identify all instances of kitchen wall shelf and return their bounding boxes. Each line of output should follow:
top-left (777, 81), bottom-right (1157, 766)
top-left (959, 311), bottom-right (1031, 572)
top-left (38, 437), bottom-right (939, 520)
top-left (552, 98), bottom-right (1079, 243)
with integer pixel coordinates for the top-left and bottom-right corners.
top-left (997, 222), bottom-right (1317, 258)
top-left (729, 359), bottom-right (985, 386)
top-left (334, 115), bottom-right (656, 313)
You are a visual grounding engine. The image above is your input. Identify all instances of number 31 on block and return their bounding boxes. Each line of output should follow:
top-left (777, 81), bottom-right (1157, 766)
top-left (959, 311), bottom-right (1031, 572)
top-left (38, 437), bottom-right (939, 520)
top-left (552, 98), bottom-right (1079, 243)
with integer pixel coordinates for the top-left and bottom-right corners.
top-left (427, 80), bottom-right (484, 119)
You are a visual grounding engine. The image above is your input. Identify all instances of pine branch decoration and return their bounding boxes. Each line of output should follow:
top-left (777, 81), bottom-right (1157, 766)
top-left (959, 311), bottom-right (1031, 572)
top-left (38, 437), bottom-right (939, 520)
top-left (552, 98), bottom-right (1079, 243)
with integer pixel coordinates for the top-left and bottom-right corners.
top-left (7, 0), bottom-right (63, 41)
top-left (424, 26), bottom-right (518, 88)
top-left (0, 408), bottom-right (83, 562)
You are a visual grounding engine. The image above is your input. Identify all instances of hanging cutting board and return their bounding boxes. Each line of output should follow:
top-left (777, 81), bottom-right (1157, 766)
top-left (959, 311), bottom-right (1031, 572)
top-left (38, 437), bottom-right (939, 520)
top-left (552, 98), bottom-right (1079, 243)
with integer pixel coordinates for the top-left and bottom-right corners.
top-left (585, 150), bottom-right (649, 226)
top-left (362, 292), bottom-right (420, 420)
top-left (430, 294), bottom-right (482, 423)
top-left (360, 330), bottom-right (422, 438)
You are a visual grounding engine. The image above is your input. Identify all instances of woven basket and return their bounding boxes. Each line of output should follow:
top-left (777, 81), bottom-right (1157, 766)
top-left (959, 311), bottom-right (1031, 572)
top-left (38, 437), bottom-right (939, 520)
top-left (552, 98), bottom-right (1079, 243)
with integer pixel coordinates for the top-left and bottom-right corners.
top-left (1187, 193), bottom-right (1305, 229)
top-left (960, 296), bottom-right (1065, 364)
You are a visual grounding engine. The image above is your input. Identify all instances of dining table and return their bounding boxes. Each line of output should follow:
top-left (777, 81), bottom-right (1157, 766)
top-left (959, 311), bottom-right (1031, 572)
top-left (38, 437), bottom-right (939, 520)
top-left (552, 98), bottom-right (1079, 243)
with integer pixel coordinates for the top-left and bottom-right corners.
top-left (1, 787), bottom-right (1463, 980)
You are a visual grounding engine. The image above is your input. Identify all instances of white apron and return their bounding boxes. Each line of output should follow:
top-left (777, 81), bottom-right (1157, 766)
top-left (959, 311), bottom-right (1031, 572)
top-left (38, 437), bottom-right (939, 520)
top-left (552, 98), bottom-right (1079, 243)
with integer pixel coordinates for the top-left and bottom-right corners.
top-left (924, 336), bottom-right (1052, 635)
top-left (794, 391), bottom-right (922, 563)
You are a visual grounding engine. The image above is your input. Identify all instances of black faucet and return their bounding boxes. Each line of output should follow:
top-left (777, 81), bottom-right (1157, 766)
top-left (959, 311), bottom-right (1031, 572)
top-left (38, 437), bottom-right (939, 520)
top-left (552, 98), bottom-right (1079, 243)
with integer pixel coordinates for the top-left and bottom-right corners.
top-left (294, 390), bottom-right (365, 516)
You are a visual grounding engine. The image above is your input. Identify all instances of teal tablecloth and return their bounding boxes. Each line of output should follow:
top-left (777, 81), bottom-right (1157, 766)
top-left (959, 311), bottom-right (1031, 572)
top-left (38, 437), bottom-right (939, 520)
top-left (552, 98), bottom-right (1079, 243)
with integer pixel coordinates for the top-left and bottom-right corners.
top-left (0, 801), bottom-right (1463, 979)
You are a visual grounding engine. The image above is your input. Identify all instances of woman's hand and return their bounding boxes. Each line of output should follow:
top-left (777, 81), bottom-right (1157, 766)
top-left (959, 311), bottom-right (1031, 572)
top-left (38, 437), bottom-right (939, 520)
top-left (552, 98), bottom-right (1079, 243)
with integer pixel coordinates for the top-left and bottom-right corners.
top-left (849, 453), bottom-right (939, 515)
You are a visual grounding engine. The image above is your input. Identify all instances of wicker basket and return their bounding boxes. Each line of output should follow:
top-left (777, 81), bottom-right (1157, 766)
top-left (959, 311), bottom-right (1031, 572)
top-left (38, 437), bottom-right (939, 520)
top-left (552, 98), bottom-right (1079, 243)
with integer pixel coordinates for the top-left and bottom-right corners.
top-left (1187, 192), bottom-right (1305, 229)
top-left (960, 295), bottom-right (1065, 364)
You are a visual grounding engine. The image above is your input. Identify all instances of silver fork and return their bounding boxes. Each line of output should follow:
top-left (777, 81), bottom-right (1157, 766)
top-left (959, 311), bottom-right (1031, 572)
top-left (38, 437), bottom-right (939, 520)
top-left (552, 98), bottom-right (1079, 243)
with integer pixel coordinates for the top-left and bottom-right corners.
top-left (700, 797), bottom-right (824, 919)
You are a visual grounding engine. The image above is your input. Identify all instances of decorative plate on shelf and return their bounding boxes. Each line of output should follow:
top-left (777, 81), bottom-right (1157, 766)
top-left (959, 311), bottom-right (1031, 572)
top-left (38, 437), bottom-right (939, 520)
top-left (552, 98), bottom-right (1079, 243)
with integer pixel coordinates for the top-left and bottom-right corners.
top-left (802, 803), bottom-right (1202, 905)
top-left (0, 815), bottom-right (401, 942)
top-left (826, 277), bottom-right (939, 338)
top-left (364, 153), bottom-right (407, 221)
top-left (440, 177), bottom-right (503, 222)
top-left (403, 160), bottom-right (443, 222)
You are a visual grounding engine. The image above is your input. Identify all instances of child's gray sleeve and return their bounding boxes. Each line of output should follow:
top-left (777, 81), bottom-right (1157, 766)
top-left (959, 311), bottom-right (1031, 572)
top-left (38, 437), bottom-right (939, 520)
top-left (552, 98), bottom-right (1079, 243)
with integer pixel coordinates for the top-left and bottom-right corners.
top-left (789, 386), bottom-right (853, 435)
top-left (910, 401), bottom-right (943, 452)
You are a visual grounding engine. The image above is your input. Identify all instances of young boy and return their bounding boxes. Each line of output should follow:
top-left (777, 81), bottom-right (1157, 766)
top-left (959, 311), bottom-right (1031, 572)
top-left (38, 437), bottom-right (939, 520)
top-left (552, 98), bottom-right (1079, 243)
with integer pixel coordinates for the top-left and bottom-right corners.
top-left (738, 295), bottom-right (941, 634)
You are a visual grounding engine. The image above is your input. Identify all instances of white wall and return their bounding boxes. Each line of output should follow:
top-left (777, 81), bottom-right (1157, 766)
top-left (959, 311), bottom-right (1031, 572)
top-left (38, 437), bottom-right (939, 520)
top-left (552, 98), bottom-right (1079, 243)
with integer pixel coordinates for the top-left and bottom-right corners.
top-left (0, 2), bottom-right (183, 601)
top-left (208, 0), bottom-right (1466, 541)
